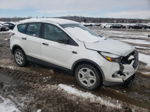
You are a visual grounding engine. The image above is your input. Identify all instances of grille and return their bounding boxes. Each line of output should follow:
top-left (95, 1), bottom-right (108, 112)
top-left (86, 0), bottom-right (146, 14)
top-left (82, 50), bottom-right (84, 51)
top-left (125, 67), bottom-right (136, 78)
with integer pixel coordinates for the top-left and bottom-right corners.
top-left (121, 50), bottom-right (138, 69)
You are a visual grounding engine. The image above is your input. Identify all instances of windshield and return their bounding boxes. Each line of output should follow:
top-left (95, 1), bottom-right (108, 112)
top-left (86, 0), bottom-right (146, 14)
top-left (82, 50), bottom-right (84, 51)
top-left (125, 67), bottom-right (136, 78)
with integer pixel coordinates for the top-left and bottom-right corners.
top-left (60, 24), bottom-right (104, 42)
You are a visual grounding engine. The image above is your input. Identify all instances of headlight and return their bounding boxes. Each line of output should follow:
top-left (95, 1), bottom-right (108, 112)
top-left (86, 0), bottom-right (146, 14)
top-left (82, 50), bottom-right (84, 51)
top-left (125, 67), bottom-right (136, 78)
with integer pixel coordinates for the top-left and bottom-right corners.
top-left (98, 52), bottom-right (121, 62)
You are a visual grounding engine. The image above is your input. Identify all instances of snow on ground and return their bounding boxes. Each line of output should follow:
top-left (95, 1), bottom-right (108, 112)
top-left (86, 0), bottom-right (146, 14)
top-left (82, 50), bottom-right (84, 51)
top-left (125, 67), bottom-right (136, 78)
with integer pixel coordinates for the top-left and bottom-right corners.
top-left (0, 65), bottom-right (16, 70)
top-left (105, 30), bottom-right (149, 38)
top-left (58, 84), bottom-right (121, 109)
top-left (139, 53), bottom-right (150, 66)
top-left (37, 109), bottom-right (42, 112)
top-left (135, 46), bottom-right (150, 50)
top-left (0, 96), bottom-right (20, 112)
top-left (93, 28), bottom-right (150, 39)
top-left (120, 39), bottom-right (150, 45)
top-left (141, 72), bottom-right (150, 75)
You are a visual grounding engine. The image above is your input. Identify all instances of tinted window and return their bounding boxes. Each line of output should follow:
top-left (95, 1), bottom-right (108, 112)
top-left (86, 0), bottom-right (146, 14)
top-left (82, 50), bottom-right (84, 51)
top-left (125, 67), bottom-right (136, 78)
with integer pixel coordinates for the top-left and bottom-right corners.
top-left (18, 24), bottom-right (27, 34)
top-left (43, 24), bottom-right (70, 43)
top-left (26, 23), bottom-right (41, 37)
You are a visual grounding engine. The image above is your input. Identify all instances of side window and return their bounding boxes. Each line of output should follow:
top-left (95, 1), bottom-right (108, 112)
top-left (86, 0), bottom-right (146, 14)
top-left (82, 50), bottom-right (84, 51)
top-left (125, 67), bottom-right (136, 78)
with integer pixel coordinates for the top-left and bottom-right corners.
top-left (43, 24), bottom-right (70, 43)
top-left (17, 24), bottom-right (27, 34)
top-left (26, 23), bottom-right (41, 37)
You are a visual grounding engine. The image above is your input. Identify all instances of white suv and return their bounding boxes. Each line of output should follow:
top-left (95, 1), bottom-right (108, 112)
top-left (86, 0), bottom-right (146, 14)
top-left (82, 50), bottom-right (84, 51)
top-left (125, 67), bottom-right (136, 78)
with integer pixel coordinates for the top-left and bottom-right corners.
top-left (10, 18), bottom-right (139, 90)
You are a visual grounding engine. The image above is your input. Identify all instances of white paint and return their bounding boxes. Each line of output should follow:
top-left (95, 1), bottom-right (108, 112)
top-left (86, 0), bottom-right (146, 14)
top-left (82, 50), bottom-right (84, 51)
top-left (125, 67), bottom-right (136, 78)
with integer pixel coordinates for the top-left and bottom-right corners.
top-left (85, 39), bottom-right (134, 56)
top-left (10, 19), bottom-right (138, 85)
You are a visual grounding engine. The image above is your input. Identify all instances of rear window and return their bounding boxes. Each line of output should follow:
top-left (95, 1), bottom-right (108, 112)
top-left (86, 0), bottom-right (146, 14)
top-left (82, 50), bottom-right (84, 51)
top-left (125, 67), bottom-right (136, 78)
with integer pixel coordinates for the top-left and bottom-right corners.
top-left (17, 24), bottom-right (27, 34)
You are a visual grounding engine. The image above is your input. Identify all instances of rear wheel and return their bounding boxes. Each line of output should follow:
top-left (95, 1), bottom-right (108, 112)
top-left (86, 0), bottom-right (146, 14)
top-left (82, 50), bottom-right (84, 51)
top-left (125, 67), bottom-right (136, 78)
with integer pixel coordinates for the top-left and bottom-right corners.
top-left (75, 64), bottom-right (102, 90)
top-left (14, 48), bottom-right (27, 67)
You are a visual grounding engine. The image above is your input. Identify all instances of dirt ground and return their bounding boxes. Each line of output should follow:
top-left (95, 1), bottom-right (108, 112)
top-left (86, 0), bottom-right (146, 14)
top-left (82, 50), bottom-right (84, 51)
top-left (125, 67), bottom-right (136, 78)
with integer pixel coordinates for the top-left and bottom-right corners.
top-left (0, 28), bottom-right (150, 112)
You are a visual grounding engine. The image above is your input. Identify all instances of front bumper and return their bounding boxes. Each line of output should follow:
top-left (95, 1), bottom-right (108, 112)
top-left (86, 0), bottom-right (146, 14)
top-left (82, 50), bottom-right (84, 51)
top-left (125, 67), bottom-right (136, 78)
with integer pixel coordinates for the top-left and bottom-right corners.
top-left (103, 63), bottom-right (138, 85)
top-left (102, 50), bottom-right (139, 85)
top-left (104, 73), bottom-right (136, 86)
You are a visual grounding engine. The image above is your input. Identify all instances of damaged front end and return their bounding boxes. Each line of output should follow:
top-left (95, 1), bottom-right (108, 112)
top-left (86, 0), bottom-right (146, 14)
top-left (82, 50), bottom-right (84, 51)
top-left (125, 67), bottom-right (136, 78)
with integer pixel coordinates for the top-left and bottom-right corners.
top-left (112, 50), bottom-right (139, 83)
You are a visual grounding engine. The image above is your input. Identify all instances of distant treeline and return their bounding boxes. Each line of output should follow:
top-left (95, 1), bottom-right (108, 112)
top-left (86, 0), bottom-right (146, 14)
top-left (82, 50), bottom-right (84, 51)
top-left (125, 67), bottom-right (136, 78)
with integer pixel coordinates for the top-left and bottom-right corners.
top-left (60, 16), bottom-right (150, 23)
top-left (0, 16), bottom-right (150, 23)
top-left (0, 17), bottom-right (31, 22)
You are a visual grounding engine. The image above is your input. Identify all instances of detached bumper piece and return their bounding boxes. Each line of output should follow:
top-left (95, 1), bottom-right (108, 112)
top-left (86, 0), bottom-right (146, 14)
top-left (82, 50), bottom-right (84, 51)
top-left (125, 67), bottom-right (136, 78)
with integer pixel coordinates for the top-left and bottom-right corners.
top-left (122, 74), bottom-right (135, 88)
top-left (133, 51), bottom-right (138, 69)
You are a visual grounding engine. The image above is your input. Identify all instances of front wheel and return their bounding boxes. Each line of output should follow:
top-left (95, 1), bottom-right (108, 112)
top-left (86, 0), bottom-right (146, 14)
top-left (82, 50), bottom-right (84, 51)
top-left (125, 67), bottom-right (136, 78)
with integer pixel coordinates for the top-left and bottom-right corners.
top-left (75, 64), bottom-right (102, 90)
top-left (14, 48), bottom-right (27, 67)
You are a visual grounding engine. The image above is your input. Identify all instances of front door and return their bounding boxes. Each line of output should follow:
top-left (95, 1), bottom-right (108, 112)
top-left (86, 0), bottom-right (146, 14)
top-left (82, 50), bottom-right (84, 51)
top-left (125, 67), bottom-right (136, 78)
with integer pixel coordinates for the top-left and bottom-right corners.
top-left (41, 23), bottom-right (78, 69)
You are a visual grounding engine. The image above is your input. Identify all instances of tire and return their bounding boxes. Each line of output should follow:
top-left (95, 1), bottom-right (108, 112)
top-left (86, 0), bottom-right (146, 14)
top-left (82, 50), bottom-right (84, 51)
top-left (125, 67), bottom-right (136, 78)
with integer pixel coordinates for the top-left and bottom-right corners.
top-left (14, 48), bottom-right (27, 67)
top-left (75, 64), bottom-right (102, 90)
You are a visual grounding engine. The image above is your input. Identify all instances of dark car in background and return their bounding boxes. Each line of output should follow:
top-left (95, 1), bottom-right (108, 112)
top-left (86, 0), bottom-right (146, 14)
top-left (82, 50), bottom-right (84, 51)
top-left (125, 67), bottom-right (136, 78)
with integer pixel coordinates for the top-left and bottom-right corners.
top-left (3, 22), bottom-right (15, 30)
top-left (0, 23), bottom-right (9, 31)
top-left (110, 24), bottom-right (126, 29)
top-left (145, 24), bottom-right (150, 29)
top-left (128, 24), bottom-right (148, 29)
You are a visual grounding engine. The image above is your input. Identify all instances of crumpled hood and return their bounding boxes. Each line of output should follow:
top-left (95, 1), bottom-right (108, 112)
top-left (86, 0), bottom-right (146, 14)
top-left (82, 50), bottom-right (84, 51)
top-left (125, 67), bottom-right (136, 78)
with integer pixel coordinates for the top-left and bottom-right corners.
top-left (85, 38), bottom-right (135, 56)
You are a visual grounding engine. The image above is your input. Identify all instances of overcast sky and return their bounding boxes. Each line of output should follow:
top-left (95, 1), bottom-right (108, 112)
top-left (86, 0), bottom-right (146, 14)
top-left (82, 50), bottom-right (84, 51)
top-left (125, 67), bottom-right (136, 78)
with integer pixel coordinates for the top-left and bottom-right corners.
top-left (0, 0), bottom-right (150, 19)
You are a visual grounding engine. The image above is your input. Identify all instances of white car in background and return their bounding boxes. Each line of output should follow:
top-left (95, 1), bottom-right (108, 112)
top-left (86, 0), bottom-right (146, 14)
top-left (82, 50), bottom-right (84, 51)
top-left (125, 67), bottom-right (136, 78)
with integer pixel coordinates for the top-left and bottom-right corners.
top-left (10, 18), bottom-right (139, 90)
top-left (103, 23), bottom-right (113, 28)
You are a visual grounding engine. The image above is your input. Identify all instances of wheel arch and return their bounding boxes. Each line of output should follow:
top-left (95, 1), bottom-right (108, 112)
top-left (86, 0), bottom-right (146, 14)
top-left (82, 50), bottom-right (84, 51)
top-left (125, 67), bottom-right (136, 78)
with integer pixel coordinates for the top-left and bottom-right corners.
top-left (12, 45), bottom-right (25, 55)
top-left (72, 59), bottom-right (105, 81)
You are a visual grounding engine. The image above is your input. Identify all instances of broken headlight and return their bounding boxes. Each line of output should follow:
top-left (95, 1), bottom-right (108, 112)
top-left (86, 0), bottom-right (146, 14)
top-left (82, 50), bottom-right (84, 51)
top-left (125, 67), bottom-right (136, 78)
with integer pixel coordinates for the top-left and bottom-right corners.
top-left (98, 52), bottom-right (121, 63)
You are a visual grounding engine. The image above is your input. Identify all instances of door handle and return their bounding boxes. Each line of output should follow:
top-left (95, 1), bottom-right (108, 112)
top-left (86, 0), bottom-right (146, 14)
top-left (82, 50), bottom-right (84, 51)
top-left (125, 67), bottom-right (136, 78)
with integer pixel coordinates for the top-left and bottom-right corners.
top-left (72, 51), bottom-right (77, 54)
top-left (22, 37), bottom-right (27, 40)
top-left (42, 43), bottom-right (49, 46)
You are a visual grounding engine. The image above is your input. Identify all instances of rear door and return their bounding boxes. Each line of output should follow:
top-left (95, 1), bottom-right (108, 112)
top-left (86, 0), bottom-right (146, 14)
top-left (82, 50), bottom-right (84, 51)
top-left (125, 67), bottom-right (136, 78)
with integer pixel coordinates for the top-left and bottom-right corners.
top-left (16, 23), bottom-right (28, 53)
top-left (25, 23), bottom-right (43, 59)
